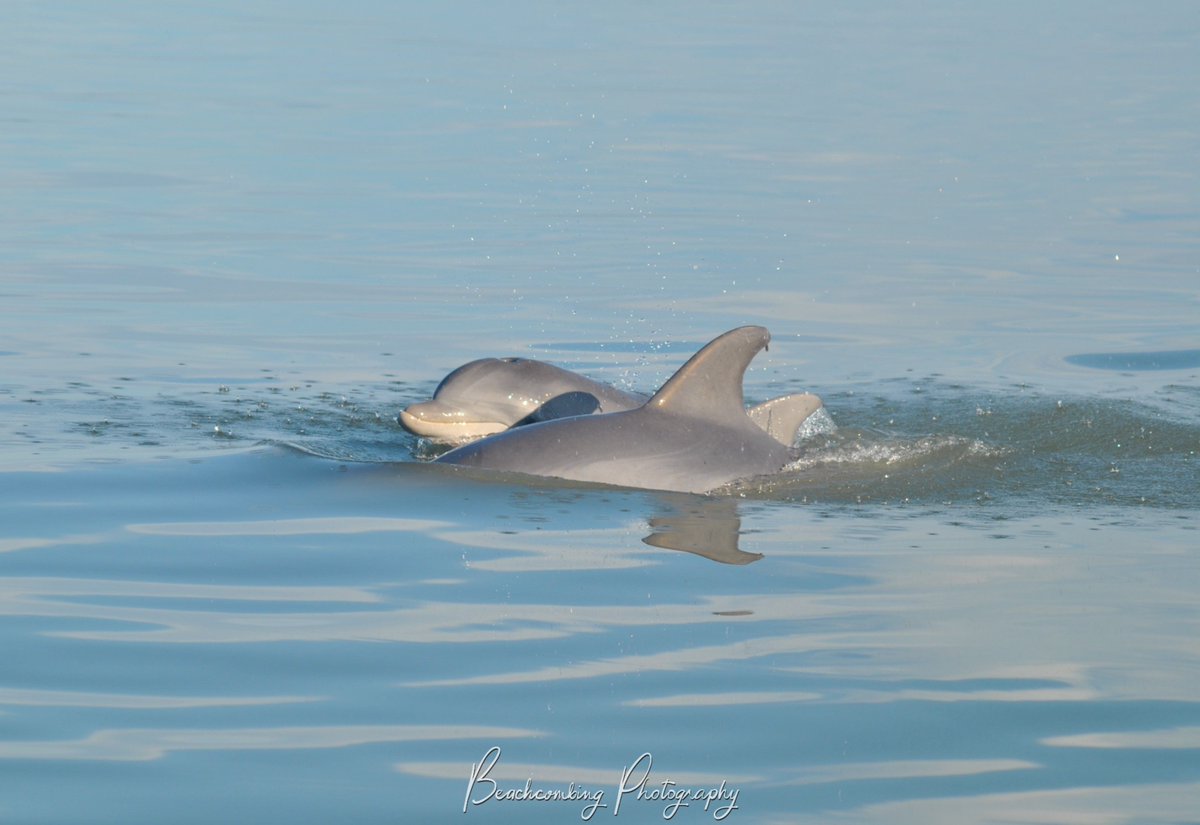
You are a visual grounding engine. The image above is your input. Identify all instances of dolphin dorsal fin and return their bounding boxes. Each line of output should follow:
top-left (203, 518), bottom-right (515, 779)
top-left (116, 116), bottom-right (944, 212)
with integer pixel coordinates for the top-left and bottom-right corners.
top-left (646, 326), bottom-right (770, 421)
top-left (747, 393), bottom-right (823, 444)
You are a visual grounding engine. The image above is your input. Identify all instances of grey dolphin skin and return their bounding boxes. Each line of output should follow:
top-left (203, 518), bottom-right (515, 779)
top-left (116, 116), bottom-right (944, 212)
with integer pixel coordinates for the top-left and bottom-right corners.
top-left (434, 326), bottom-right (799, 494)
top-left (399, 358), bottom-right (646, 442)
top-left (746, 392), bottom-right (823, 445)
top-left (401, 354), bottom-right (822, 447)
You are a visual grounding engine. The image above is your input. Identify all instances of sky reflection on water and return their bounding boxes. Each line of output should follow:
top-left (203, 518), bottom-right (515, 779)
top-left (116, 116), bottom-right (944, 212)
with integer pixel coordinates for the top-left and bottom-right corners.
top-left (0, 436), bottom-right (1197, 821)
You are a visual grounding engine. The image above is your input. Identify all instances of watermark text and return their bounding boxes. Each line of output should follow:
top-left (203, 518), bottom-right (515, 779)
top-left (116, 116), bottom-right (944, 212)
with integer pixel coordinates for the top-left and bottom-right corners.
top-left (463, 746), bottom-right (740, 820)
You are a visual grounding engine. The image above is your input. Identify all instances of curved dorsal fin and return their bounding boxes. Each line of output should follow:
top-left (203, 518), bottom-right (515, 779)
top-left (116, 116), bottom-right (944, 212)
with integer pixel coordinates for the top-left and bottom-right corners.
top-left (647, 326), bottom-right (770, 421)
top-left (746, 393), bottom-right (823, 444)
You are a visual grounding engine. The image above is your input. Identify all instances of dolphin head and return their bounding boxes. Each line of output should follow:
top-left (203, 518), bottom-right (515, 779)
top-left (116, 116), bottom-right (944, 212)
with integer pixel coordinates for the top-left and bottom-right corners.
top-left (400, 358), bottom-right (545, 441)
top-left (399, 357), bottom-right (642, 443)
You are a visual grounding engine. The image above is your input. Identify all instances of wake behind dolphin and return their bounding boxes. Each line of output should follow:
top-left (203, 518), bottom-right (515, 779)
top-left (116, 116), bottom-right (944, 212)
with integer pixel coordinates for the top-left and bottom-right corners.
top-left (434, 326), bottom-right (806, 494)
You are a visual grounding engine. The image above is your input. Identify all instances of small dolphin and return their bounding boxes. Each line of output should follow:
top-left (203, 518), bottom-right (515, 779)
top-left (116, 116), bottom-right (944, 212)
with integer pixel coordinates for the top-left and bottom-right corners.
top-left (401, 354), bottom-right (822, 447)
top-left (434, 326), bottom-right (803, 494)
top-left (399, 358), bottom-right (645, 442)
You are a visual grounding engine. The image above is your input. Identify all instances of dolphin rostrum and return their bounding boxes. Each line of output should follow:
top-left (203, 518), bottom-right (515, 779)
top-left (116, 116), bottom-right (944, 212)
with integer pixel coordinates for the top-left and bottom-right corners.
top-left (433, 326), bottom-right (804, 494)
top-left (402, 352), bottom-right (821, 448)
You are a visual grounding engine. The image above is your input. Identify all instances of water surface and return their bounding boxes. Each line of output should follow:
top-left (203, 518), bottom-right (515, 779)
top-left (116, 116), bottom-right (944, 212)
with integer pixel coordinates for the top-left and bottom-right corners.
top-left (1, 2), bottom-right (1197, 824)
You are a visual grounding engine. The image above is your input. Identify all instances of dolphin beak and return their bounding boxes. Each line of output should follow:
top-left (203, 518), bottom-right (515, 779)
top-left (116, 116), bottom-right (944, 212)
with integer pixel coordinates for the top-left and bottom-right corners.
top-left (399, 401), bottom-right (509, 441)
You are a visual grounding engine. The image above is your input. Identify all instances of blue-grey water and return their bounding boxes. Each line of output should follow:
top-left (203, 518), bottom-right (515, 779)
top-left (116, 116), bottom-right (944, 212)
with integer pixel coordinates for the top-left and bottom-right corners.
top-left (2, 2), bottom-right (1198, 823)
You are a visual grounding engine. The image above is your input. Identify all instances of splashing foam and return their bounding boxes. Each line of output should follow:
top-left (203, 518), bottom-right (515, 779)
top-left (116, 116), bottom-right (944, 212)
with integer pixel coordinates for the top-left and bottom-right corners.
top-left (786, 433), bottom-right (1005, 473)
top-left (794, 406), bottom-right (838, 442)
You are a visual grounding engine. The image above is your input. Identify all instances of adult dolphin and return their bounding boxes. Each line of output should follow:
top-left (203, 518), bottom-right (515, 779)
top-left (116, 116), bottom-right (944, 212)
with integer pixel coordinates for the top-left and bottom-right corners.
top-left (401, 354), bottom-right (822, 447)
top-left (434, 326), bottom-right (799, 494)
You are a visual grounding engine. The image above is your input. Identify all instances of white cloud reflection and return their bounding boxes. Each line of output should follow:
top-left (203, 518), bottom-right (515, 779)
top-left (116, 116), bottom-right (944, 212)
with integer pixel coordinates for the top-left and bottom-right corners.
top-left (1, 575), bottom-right (879, 648)
top-left (625, 690), bottom-right (821, 708)
top-left (0, 576), bottom-right (378, 604)
top-left (1044, 726), bottom-right (1200, 750)
top-left (0, 534), bottom-right (103, 554)
top-left (768, 780), bottom-right (1200, 825)
top-left (127, 516), bottom-right (451, 536)
top-left (438, 526), bottom-right (660, 571)
top-left (784, 758), bottom-right (1037, 786)
top-left (0, 724), bottom-right (539, 762)
top-left (397, 758), bottom-right (755, 787)
top-left (0, 687), bottom-right (318, 709)
top-left (409, 631), bottom-right (853, 688)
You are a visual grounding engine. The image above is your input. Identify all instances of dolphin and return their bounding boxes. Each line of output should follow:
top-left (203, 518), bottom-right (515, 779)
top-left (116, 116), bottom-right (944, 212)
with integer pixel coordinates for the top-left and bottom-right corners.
top-left (401, 354), bottom-right (822, 447)
top-left (434, 326), bottom-right (802, 494)
top-left (399, 357), bottom-right (646, 442)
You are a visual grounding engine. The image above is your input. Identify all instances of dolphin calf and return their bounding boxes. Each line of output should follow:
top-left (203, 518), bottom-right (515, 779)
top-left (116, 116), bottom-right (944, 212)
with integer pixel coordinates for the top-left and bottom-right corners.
top-left (434, 326), bottom-right (803, 494)
top-left (399, 357), bottom-right (646, 442)
top-left (401, 354), bottom-right (822, 448)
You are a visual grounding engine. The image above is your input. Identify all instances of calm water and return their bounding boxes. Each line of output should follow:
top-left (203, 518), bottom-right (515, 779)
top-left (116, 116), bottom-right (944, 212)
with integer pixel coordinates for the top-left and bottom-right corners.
top-left (2, 2), bottom-right (1198, 823)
